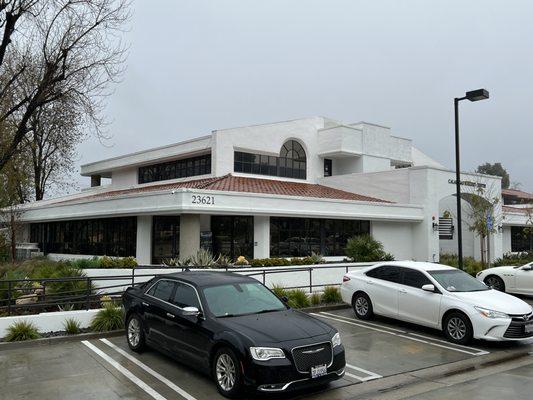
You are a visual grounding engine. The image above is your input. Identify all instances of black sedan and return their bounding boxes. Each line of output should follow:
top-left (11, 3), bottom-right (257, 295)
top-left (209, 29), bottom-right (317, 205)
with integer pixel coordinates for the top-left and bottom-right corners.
top-left (122, 271), bottom-right (346, 397)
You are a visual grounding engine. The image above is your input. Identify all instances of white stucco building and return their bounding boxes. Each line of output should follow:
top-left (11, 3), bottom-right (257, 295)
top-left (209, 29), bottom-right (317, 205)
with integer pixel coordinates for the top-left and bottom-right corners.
top-left (13, 117), bottom-right (531, 264)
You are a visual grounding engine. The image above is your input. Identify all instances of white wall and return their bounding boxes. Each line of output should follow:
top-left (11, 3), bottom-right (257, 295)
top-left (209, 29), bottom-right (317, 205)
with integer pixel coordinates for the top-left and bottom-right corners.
top-left (136, 215), bottom-right (152, 265)
top-left (502, 226), bottom-right (512, 254)
top-left (111, 167), bottom-right (138, 189)
top-left (0, 309), bottom-right (101, 338)
top-left (372, 221), bottom-right (414, 260)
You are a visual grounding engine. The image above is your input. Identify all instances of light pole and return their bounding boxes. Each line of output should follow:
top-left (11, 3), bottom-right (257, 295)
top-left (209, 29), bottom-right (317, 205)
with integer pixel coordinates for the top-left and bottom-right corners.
top-left (454, 89), bottom-right (489, 270)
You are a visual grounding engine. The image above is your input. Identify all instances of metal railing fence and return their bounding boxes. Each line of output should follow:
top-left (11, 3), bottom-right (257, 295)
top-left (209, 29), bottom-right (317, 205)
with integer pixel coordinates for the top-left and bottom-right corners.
top-left (0, 263), bottom-right (372, 316)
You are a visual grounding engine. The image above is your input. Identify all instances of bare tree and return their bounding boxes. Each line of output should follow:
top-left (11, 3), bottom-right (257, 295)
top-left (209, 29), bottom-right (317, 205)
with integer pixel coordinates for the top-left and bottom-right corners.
top-left (0, 0), bottom-right (130, 172)
top-left (24, 97), bottom-right (85, 200)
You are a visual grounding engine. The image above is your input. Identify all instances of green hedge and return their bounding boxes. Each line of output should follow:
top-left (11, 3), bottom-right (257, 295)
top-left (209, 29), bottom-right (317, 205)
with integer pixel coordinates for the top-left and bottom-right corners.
top-left (439, 254), bottom-right (484, 276)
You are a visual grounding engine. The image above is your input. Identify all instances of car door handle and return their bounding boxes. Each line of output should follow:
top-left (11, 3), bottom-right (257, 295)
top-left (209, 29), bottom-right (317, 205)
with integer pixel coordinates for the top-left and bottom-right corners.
top-left (367, 280), bottom-right (374, 285)
top-left (399, 289), bottom-right (407, 294)
top-left (142, 302), bottom-right (149, 307)
top-left (166, 312), bottom-right (175, 319)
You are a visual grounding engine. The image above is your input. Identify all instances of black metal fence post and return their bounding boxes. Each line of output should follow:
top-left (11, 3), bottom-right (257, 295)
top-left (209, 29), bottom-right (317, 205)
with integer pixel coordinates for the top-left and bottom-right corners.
top-left (86, 277), bottom-right (91, 310)
top-left (7, 281), bottom-right (11, 316)
top-left (309, 268), bottom-right (313, 293)
top-left (132, 268), bottom-right (135, 286)
top-left (262, 270), bottom-right (266, 285)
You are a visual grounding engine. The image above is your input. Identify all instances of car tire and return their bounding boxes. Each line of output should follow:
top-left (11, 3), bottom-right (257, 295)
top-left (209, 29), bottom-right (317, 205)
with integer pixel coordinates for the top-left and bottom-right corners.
top-left (126, 313), bottom-right (146, 352)
top-left (213, 347), bottom-right (242, 398)
top-left (443, 312), bottom-right (473, 345)
top-left (352, 292), bottom-right (374, 320)
top-left (484, 275), bottom-right (505, 292)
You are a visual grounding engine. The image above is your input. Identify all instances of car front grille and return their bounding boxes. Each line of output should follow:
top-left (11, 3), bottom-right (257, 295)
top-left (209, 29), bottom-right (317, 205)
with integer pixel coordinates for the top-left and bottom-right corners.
top-left (291, 342), bottom-right (333, 373)
top-left (504, 313), bottom-right (533, 339)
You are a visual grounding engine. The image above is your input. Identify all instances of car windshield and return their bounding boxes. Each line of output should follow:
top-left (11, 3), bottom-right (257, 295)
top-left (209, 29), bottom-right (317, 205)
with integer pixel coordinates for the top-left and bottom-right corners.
top-left (428, 269), bottom-right (489, 292)
top-left (202, 282), bottom-right (286, 317)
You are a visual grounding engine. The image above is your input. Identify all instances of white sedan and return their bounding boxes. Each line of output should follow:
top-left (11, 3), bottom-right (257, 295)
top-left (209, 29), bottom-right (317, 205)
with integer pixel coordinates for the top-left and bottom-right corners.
top-left (476, 262), bottom-right (533, 295)
top-left (340, 261), bottom-right (533, 344)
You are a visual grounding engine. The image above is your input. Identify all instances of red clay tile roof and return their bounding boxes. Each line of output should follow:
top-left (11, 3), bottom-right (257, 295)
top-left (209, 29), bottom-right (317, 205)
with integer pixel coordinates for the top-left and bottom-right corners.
top-left (57, 174), bottom-right (392, 204)
top-left (503, 205), bottom-right (533, 214)
top-left (502, 188), bottom-right (533, 201)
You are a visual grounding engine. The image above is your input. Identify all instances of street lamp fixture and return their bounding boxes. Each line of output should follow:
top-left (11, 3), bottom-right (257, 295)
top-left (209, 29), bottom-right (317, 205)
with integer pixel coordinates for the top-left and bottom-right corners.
top-left (454, 88), bottom-right (489, 270)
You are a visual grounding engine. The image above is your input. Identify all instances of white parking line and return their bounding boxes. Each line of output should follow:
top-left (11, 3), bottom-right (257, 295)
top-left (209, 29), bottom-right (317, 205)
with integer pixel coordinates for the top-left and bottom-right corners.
top-left (100, 339), bottom-right (198, 400)
top-left (81, 340), bottom-right (168, 400)
top-left (320, 311), bottom-right (406, 333)
top-left (312, 313), bottom-right (489, 356)
top-left (345, 363), bottom-right (382, 381)
top-left (322, 312), bottom-right (490, 355)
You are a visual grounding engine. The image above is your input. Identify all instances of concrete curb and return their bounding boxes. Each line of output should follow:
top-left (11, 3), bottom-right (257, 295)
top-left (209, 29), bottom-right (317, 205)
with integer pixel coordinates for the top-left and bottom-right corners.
top-left (339, 346), bottom-right (533, 400)
top-left (300, 303), bottom-right (350, 313)
top-left (0, 329), bottom-right (124, 351)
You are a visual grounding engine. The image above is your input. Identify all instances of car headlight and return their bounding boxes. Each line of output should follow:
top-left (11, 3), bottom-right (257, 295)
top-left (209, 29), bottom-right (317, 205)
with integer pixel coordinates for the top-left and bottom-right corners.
top-left (332, 332), bottom-right (341, 348)
top-left (250, 347), bottom-right (285, 361)
top-left (475, 306), bottom-right (509, 319)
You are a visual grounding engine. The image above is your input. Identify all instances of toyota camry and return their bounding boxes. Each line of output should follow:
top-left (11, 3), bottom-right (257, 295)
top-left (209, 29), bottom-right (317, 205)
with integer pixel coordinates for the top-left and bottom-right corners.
top-left (341, 261), bottom-right (533, 344)
top-left (122, 271), bottom-right (345, 397)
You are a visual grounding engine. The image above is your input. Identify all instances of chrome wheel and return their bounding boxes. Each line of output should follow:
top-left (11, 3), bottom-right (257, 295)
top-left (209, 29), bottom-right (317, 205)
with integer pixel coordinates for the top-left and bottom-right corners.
top-left (128, 317), bottom-right (141, 348)
top-left (355, 296), bottom-right (369, 316)
top-left (216, 353), bottom-right (236, 392)
top-left (447, 317), bottom-right (467, 340)
top-left (485, 276), bottom-right (504, 291)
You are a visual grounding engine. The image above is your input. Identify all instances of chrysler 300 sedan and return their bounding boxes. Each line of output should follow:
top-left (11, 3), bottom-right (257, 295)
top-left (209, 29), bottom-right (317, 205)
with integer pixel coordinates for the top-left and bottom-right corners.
top-left (122, 271), bottom-right (345, 397)
top-left (341, 261), bottom-right (533, 344)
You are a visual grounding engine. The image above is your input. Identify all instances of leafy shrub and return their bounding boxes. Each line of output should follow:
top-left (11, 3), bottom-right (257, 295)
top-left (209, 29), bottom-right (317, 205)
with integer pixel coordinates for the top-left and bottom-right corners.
top-left (234, 256), bottom-right (249, 266)
top-left (321, 286), bottom-right (342, 304)
top-left (271, 284), bottom-right (287, 299)
top-left (70, 257), bottom-right (101, 269)
top-left (310, 292), bottom-right (322, 306)
top-left (287, 289), bottom-right (310, 309)
top-left (345, 234), bottom-right (394, 262)
top-left (5, 321), bottom-right (40, 342)
top-left (494, 252), bottom-right (533, 267)
top-left (63, 318), bottom-right (81, 335)
top-left (439, 254), bottom-right (484, 276)
top-left (90, 303), bottom-right (124, 332)
top-left (121, 257), bottom-right (138, 268)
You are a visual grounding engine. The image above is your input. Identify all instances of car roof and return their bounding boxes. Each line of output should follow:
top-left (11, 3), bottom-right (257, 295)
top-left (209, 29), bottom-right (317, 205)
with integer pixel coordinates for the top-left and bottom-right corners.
top-left (370, 261), bottom-right (457, 272)
top-left (157, 270), bottom-right (257, 288)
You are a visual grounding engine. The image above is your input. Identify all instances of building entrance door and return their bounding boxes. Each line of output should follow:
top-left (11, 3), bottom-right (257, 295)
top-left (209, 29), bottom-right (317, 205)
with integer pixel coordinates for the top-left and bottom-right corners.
top-left (152, 216), bottom-right (180, 264)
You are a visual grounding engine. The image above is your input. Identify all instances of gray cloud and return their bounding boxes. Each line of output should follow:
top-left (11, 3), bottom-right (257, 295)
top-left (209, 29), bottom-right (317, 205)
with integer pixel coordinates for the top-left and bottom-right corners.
top-left (76, 0), bottom-right (533, 191)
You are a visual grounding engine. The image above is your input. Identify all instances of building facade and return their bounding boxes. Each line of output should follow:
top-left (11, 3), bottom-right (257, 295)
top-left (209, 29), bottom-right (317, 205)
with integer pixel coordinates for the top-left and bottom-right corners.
top-left (13, 117), bottom-right (531, 264)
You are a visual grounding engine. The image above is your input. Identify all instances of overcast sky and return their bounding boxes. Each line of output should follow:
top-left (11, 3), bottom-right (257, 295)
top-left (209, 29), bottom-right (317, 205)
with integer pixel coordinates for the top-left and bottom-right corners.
top-left (76, 0), bottom-right (533, 191)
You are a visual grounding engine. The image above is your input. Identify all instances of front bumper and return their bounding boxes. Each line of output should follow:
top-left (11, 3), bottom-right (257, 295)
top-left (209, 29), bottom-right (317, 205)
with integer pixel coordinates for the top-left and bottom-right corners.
top-left (242, 344), bottom-right (346, 392)
top-left (473, 313), bottom-right (533, 341)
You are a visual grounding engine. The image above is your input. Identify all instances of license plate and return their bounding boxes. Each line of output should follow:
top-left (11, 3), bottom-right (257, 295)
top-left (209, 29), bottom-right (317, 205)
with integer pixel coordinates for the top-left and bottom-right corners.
top-left (525, 324), bottom-right (533, 334)
top-left (311, 364), bottom-right (327, 378)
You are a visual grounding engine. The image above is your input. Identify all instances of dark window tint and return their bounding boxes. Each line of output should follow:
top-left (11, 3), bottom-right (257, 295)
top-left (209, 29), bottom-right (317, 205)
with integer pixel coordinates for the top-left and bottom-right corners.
top-left (138, 154), bottom-right (211, 184)
top-left (402, 268), bottom-right (432, 289)
top-left (234, 140), bottom-right (306, 180)
top-left (366, 266), bottom-right (401, 283)
top-left (172, 283), bottom-right (200, 309)
top-left (324, 159), bottom-right (332, 177)
top-left (147, 280), bottom-right (175, 302)
top-left (29, 217), bottom-right (136, 257)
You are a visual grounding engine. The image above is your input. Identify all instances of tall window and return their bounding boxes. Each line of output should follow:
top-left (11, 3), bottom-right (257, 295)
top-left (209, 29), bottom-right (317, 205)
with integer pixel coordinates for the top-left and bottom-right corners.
top-left (30, 217), bottom-right (137, 257)
top-left (234, 140), bottom-right (307, 180)
top-left (152, 216), bottom-right (180, 264)
top-left (270, 217), bottom-right (370, 257)
top-left (511, 226), bottom-right (533, 252)
top-left (211, 216), bottom-right (253, 260)
top-left (138, 154), bottom-right (211, 184)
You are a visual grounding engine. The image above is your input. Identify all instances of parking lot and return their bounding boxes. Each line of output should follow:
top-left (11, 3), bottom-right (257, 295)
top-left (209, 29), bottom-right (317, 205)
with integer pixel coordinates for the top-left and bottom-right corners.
top-left (1, 306), bottom-right (532, 400)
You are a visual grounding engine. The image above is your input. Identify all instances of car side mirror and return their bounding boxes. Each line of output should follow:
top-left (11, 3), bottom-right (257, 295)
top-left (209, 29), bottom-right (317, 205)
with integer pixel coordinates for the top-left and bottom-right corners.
top-left (522, 266), bottom-right (533, 271)
top-left (422, 284), bottom-right (436, 293)
top-left (182, 306), bottom-right (201, 318)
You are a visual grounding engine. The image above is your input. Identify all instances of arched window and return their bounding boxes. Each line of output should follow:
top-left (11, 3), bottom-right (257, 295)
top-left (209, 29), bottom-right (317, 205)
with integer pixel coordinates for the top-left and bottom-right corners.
top-left (233, 139), bottom-right (307, 179)
top-left (279, 140), bottom-right (306, 179)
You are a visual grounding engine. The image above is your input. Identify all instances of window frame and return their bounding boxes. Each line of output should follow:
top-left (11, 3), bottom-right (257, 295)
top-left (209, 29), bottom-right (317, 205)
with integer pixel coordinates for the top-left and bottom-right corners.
top-left (145, 278), bottom-right (204, 313)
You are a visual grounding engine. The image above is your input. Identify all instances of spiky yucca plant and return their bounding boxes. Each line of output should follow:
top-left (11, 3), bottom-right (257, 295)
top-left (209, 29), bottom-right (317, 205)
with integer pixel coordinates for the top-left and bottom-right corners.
top-left (90, 303), bottom-right (124, 332)
top-left (5, 321), bottom-right (40, 342)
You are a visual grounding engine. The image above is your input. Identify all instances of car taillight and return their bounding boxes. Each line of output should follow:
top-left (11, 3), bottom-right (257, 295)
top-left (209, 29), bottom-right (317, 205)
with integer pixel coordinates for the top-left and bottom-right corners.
top-left (342, 276), bottom-right (350, 283)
